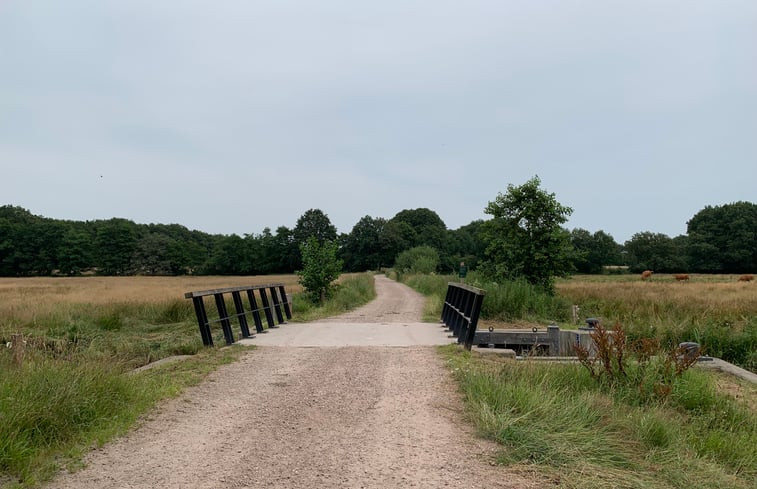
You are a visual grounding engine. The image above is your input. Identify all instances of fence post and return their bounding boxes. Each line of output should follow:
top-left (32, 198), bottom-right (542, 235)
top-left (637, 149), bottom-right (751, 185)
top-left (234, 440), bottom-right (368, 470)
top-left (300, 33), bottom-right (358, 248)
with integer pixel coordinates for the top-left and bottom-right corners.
top-left (214, 293), bottom-right (235, 345)
top-left (232, 291), bottom-right (253, 338)
top-left (258, 288), bottom-right (277, 328)
top-left (246, 289), bottom-right (265, 333)
top-left (269, 286), bottom-right (286, 324)
top-left (191, 296), bottom-right (213, 346)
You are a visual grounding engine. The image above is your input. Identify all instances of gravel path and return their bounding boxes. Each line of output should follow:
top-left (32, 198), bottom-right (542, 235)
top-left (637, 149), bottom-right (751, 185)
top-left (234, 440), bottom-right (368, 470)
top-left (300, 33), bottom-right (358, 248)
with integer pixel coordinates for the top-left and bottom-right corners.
top-left (47, 276), bottom-right (536, 488)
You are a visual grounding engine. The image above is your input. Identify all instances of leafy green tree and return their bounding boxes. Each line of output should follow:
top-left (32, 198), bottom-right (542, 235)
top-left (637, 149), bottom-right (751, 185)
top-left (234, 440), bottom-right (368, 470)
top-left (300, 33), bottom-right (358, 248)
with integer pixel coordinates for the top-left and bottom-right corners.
top-left (204, 234), bottom-right (251, 275)
top-left (481, 176), bottom-right (573, 293)
top-left (442, 220), bottom-right (486, 273)
top-left (394, 245), bottom-right (440, 275)
top-left (57, 226), bottom-right (95, 275)
top-left (341, 216), bottom-right (389, 271)
top-left (130, 233), bottom-right (186, 275)
top-left (94, 219), bottom-right (139, 275)
top-left (379, 219), bottom-right (415, 263)
top-left (293, 209), bottom-right (337, 245)
top-left (389, 208), bottom-right (447, 249)
top-left (624, 232), bottom-right (687, 273)
top-left (687, 201), bottom-right (757, 273)
top-left (298, 237), bottom-right (343, 304)
top-left (570, 228), bottom-right (623, 274)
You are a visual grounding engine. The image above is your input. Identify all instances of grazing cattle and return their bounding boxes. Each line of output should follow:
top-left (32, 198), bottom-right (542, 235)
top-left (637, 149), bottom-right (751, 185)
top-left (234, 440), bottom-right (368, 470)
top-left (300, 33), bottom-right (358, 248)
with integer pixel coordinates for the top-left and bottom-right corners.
top-left (738, 274), bottom-right (754, 282)
top-left (674, 274), bottom-right (690, 282)
top-left (641, 270), bottom-right (653, 280)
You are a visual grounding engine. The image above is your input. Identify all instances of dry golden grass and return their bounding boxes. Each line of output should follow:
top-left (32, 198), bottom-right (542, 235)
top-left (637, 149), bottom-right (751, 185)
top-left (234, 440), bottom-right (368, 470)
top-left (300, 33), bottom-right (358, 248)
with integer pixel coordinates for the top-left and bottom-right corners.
top-left (557, 274), bottom-right (757, 320)
top-left (0, 275), bottom-right (303, 327)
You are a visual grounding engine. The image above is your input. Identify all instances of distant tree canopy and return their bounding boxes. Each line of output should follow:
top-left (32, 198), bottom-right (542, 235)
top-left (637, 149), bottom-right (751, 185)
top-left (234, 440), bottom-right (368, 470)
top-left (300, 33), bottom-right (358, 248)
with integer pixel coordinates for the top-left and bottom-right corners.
top-left (1, 198), bottom-right (754, 278)
top-left (687, 201), bottom-right (757, 273)
top-left (570, 229), bottom-right (623, 274)
top-left (481, 176), bottom-right (573, 292)
top-left (624, 232), bottom-right (688, 273)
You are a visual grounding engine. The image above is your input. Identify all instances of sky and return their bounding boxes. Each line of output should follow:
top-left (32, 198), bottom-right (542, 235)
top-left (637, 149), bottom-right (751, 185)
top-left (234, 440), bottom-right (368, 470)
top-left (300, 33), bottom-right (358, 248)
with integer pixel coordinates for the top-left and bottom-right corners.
top-left (1, 1), bottom-right (755, 244)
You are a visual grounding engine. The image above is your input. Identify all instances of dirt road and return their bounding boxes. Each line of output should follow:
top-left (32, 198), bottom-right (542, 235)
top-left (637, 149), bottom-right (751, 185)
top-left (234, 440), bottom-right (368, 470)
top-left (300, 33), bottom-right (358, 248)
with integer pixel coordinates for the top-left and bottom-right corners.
top-left (48, 276), bottom-right (535, 488)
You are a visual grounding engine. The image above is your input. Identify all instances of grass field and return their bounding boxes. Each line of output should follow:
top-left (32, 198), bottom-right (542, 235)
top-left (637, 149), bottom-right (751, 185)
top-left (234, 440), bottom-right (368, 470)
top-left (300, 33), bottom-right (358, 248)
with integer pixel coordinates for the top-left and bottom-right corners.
top-left (442, 345), bottom-right (757, 489)
top-left (400, 272), bottom-right (756, 371)
top-left (556, 274), bottom-right (757, 371)
top-left (0, 273), bottom-right (373, 487)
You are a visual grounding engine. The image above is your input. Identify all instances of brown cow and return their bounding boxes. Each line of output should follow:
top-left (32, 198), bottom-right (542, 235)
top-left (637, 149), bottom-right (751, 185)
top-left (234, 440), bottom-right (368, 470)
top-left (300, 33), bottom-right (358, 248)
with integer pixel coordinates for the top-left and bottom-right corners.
top-left (674, 274), bottom-right (690, 282)
top-left (738, 274), bottom-right (754, 282)
top-left (641, 270), bottom-right (653, 280)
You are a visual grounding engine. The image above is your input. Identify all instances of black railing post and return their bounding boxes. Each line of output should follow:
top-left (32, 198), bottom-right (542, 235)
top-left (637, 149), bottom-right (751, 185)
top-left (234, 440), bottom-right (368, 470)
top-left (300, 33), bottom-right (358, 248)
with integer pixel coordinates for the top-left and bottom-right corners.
top-left (246, 289), bottom-right (265, 333)
top-left (192, 296), bottom-right (213, 346)
top-left (259, 288), bottom-right (277, 328)
top-left (214, 293), bottom-right (235, 345)
top-left (464, 293), bottom-right (485, 350)
top-left (269, 286), bottom-right (285, 324)
top-left (185, 283), bottom-right (291, 346)
top-left (439, 282), bottom-right (486, 351)
top-left (232, 291), bottom-right (253, 338)
top-left (278, 285), bottom-right (292, 319)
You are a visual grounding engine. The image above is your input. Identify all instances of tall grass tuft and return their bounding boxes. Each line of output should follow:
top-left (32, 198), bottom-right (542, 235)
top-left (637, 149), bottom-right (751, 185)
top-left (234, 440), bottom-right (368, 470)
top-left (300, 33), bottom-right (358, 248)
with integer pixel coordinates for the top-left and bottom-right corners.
top-left (442, 345), bottom-right (757, 488)
top-left (558, 276), bottom-right (757, 371)
top-left (402, 272), bottom-right (570, 323)
top-left (292, 272), bottom-right (376, 321)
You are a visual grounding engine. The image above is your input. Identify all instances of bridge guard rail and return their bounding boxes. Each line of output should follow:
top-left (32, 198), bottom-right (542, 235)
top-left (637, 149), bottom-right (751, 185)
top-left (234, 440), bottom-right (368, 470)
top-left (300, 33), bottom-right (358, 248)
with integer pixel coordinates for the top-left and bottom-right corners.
top-left (185, 283), bottom-right (292, 346)
top-left (440, 282), bottom-right (486, 351)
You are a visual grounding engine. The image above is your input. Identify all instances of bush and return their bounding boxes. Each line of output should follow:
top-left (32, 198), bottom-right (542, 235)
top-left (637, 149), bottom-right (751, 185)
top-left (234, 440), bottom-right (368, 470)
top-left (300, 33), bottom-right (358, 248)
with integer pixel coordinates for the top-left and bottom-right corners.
top-left (394, 246), bottom-right (439, 275)
top-left (297, 238), bottom-right (343, 304)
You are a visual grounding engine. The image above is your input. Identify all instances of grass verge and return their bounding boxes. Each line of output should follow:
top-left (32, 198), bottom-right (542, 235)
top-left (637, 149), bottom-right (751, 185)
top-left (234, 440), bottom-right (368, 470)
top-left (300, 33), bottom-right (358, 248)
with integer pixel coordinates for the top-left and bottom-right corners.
top-left (0, 272), bottom-right (375, 487)
top-left (400, 272), bottom-right (570, 324)
top-left (290, 272), bottom-right (376, 322)
top-left (0, 346), bottom-right (247, 488)
top-left (440, 344), bottom-right (756, 489)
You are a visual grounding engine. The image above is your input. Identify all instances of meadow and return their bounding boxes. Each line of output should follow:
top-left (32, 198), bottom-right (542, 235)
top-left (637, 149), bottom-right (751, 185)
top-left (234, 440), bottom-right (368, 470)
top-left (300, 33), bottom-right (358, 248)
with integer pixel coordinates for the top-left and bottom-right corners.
top-left (556, 274), bottom-right (757, 372)
top-left (0, 273), bottom-right (374, 487)
top-left (401, 272), bottom-right (756, 371)
top-left (423, 273), bottom-right (757, 488)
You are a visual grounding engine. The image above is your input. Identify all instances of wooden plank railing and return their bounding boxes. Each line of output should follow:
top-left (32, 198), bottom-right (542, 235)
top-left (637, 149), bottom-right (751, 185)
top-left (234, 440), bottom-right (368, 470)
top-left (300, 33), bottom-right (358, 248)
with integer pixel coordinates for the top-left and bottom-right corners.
top-left (184, 283), bottom-right (292, 346)
top-left (440, 282), bottom-right (486, 351)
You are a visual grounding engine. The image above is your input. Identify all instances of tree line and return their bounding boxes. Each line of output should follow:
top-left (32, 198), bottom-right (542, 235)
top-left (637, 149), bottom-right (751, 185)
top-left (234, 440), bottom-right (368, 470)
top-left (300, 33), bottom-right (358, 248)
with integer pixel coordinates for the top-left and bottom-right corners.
top-left (1, 187), bottom-right (754, 279)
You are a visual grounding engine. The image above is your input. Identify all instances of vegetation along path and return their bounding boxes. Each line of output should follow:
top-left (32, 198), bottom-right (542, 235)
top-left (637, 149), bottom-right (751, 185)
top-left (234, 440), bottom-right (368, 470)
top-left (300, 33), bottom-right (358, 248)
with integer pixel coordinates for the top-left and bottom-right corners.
top-left (47, 276), bottom-right (536, 488)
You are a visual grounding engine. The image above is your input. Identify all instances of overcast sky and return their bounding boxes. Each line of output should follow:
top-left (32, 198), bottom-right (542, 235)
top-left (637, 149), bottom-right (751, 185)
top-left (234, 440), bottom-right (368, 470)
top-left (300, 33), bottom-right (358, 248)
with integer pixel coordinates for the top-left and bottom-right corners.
top-left (1, 1), bottom-right (755, 244)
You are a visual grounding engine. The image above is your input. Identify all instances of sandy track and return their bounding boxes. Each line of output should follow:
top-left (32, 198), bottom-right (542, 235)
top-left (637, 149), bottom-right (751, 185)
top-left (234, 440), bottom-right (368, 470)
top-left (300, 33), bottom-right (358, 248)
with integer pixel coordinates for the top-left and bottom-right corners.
top-left (47, 276), bottom-right (535, 488)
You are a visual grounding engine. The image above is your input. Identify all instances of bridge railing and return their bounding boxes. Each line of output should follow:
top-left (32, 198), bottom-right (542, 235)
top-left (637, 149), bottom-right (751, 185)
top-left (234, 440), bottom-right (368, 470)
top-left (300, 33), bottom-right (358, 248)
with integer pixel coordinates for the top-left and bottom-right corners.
top-left (440, 282), bottom-right (486, 350)
top-left (184, 283), bottom-right (292, 346)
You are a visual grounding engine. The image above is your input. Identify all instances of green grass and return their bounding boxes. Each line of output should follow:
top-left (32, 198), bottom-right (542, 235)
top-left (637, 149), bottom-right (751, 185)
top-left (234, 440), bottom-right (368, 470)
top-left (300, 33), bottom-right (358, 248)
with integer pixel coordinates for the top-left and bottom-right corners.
top-left (441, 345), bottom-right (756, 489)
top-left (0, 346), bottom-right (246, 488)
top-left (401, 272), bottom-right (570, 323)
top-left (291, 272), bottom-right (376, 321)
top-left (557, 276), bottom-right (757, 371)
top-left (0, 272), bottom-right (376, 487)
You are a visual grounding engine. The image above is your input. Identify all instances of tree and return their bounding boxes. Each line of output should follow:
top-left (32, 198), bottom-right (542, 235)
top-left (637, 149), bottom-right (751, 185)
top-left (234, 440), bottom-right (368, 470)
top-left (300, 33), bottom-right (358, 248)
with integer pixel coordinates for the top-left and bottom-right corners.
top-left (298, 237), bottom-right (343, 304)
top-left (443, 220), bottom-right (486, 273)
top-left (204, 234), bottom-right (251, 275)
top-left (570, 228), bottom-right (623, 274)
top-left (394, 245), bottom-right (440, 275)
top-left (687, 201), bottom-right (757, 273)
top-left (624, 232), bottom-right (687, 273)
top-left (94, 218), bottom-right (139, 275)
top-left (389, 208), bottom-right (447, 249)
top-left (57, 226), bottom-right (95, 275)
top-left (481, 176), bottom-right (573, 293)
top-left (293, 209), bottom-right (337, 245)
top-left (340, 216), bottom-right (389, 271)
